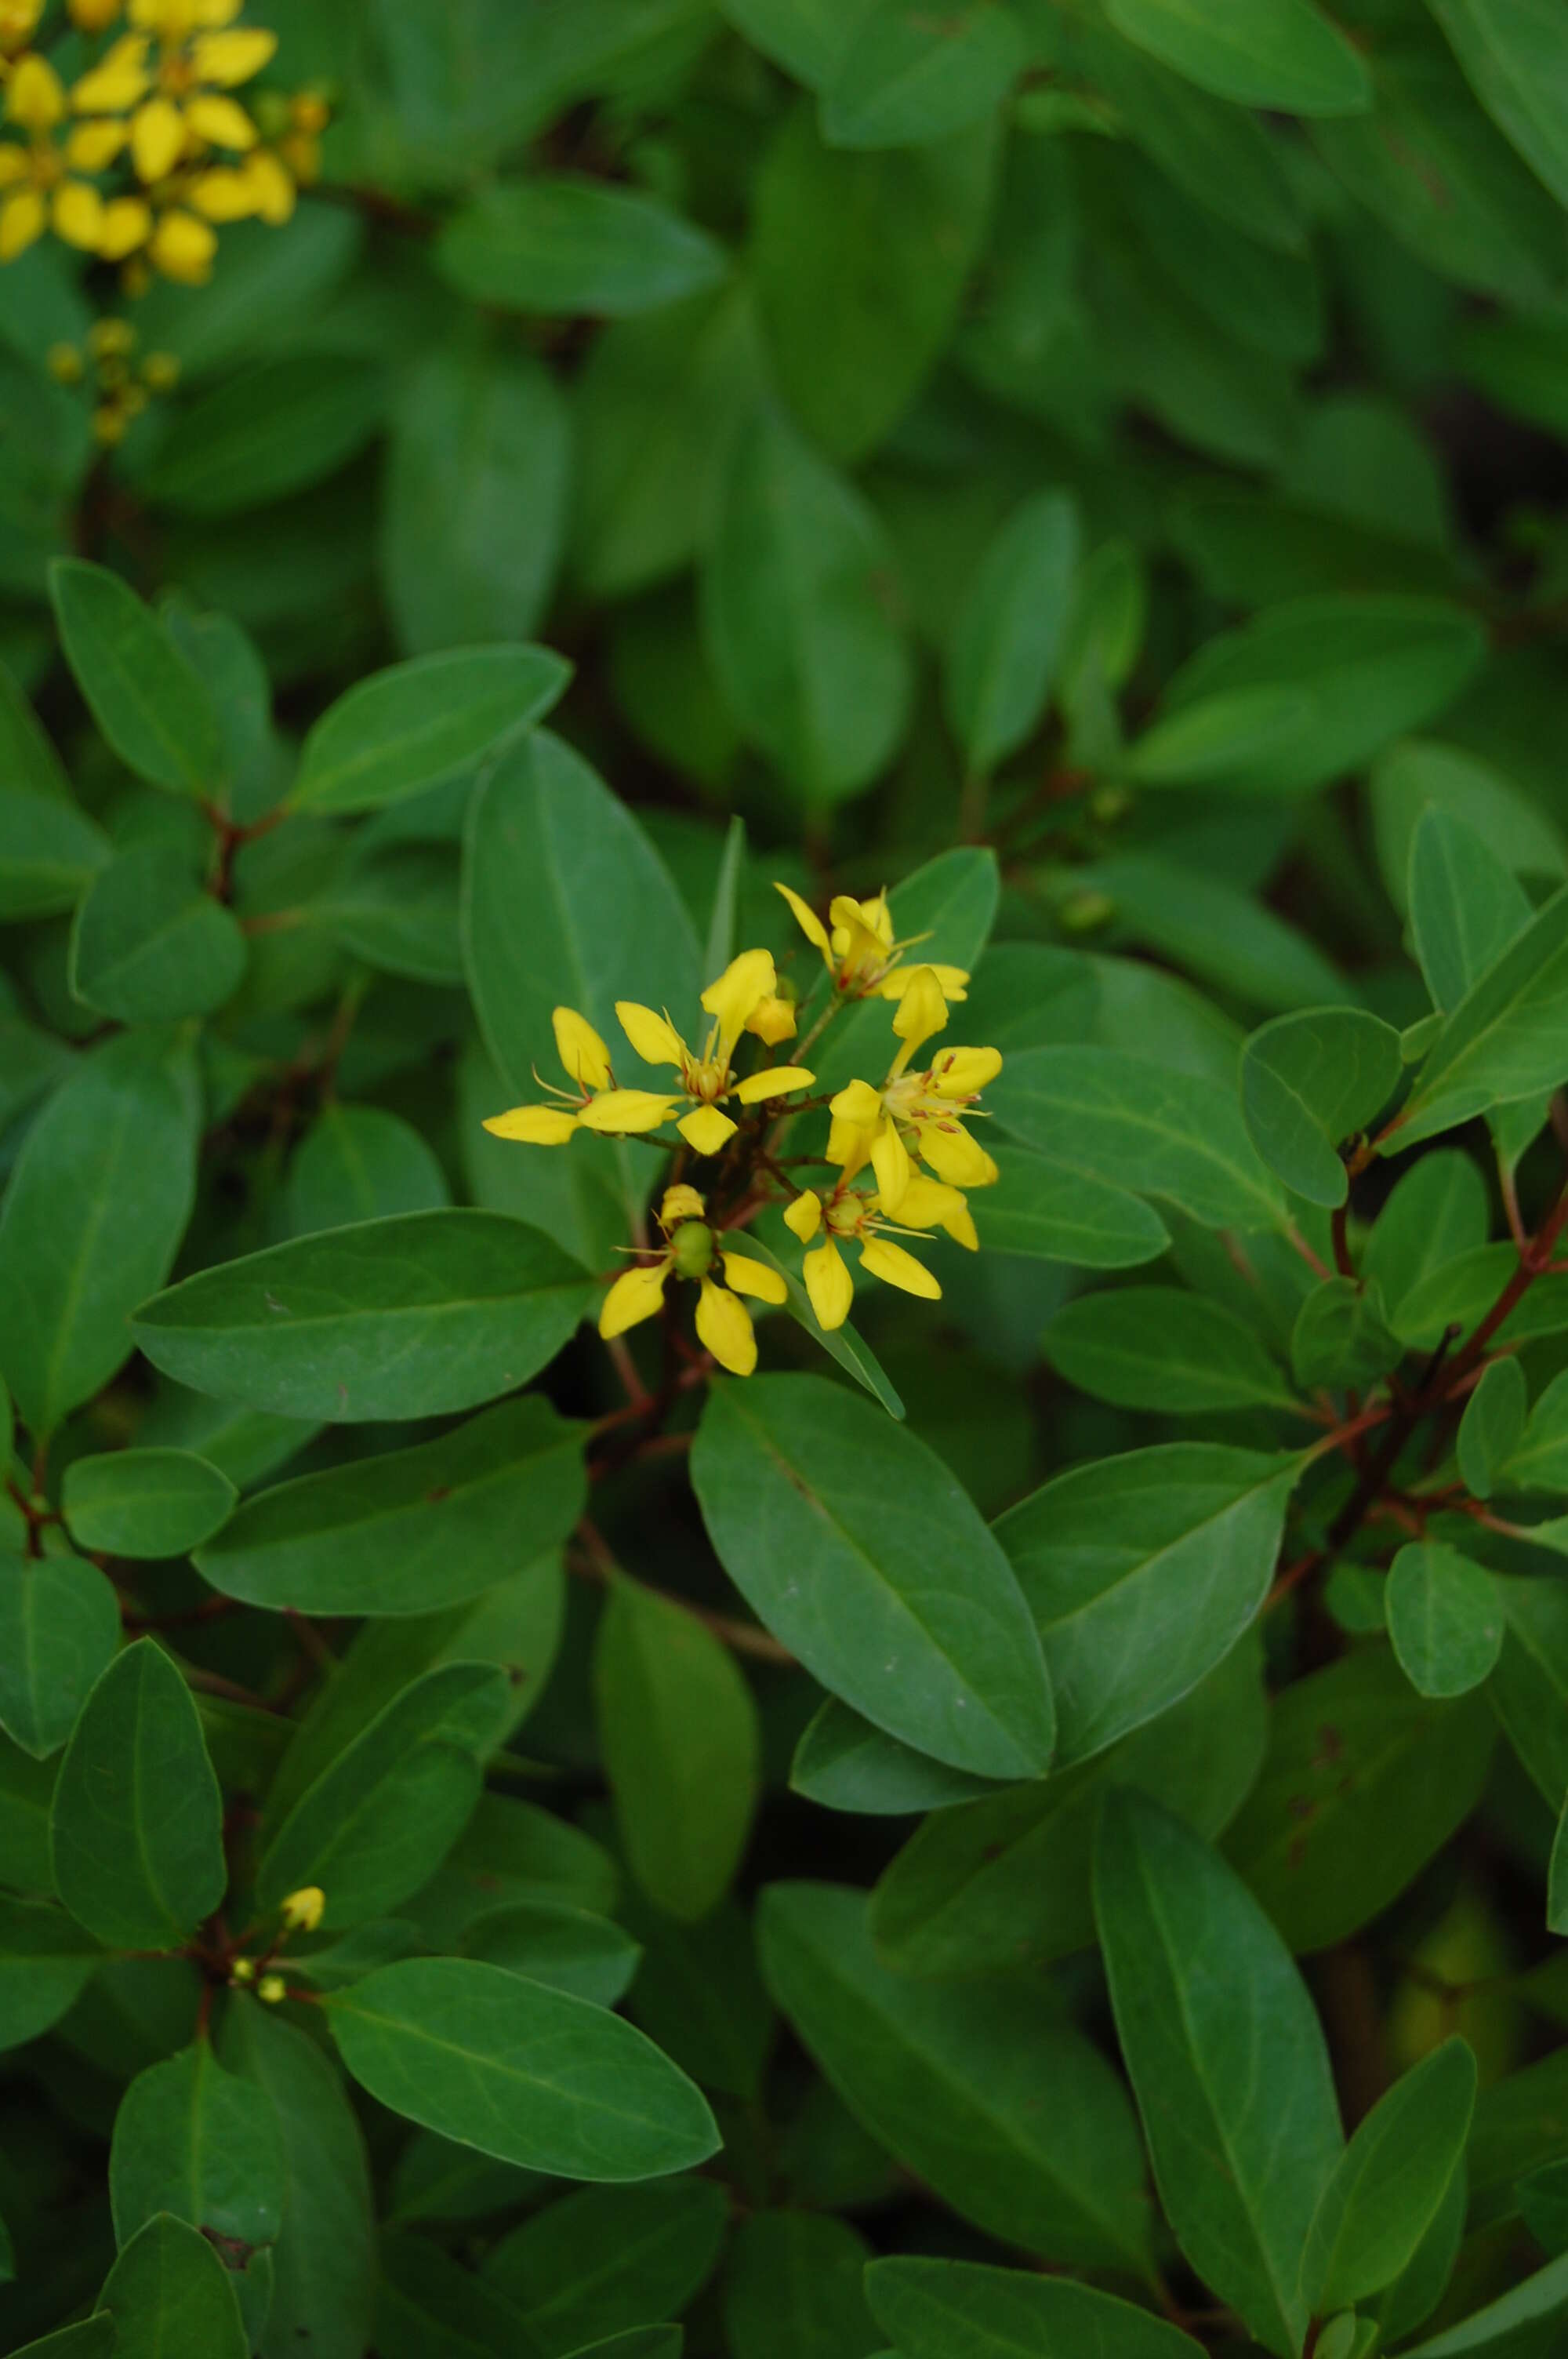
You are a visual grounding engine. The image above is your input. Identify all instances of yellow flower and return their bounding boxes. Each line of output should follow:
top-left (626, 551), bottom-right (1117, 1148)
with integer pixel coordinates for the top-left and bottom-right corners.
top-left (70, 0), bottom-right (125, 28)
top-left (279, 1884), bottom-right (325, 1932)
top-left (786, 1170), bottom-right (974, 1332)
top-left (484, 1005), bottom-right (678, 1147)
top-left (0, 56), bottom-right (104, 259)
top-left (0, 1), bottom-right (43, 53)
top-left (597, 1185), bottom-right (786, 1377)
top-left (775, 881), bottom-right (970, 1005)
top-left (71, 4), bottom-right (274, 191)
top-left (823, 967), bottom-right (1001, 1210)
top-left (616, 947), bottom-right (816, 1157)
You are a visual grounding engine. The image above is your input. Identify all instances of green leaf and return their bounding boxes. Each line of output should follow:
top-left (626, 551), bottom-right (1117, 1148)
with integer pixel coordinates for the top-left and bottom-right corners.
top-left (1492, 1573), bottom-right (1568, 1801)
top-left (593, 1572), bottom-right (760, 1922)
top-left (702, 405), bottom-right (912, 801)
top-left (194, 1396), bottom-right (583, 1615)
top-left (95, 2212), bottom-right (245, 2359)
top-left (67, 846), bottom-right (247, 1024)
top-left (1223, 1650), bottom-right (1495, 1950)
top-left (561, 2335), bottom-right (681, 2359)
top-left (283, 1104), bottom-right (451, 1235)
top-left (376, 2231), bottom-right (543, 2359)
top-left (256, 1663), bottom-right (508, 1925)
top-left (461, 1902), bottom-right (641, 2009)
top-left (1410, 807), bottom-right (1533, 1016)
top-left (51, 1641), bottom-right (224, 1951)
top-left (1502, 1366), bottom-right (1568, 1489)
top-left (1301, 2038), bottom-right (1477, 2312)
top-left (702, 1229), bottom-right (905, 1419)
top-left (866, 1638), bottom-right (1268, 1977)
top-left (1127, 597), bottom-right (1486, 794)
top-left (1363, 1148), bottom-right (1490, 1321)
top-left (791, 1698), bottom-right (1000, 1815)
top-left (327, 1957), bottom-right (720, 2179)
top-left (0, 650), bottom-right (71, 798)
top-left (0, 1028), bottom-right (200, 1441)
top-left (975, 1147), bottom-right (1171, 1268)
top-left (0, 1550), bottom-right (121, 1760)
top-left (383, 344), bottom-right (572, 655)
top-left (751, 104), bottom-right (996, 461)
top-left (109, 2041), bottom-right (286, 2248)
top-left (992, 1048), bottom-right (1285, 1232)
top-left (1456, 1356), bottom-right (1527, 1499)
top-left (437, 179), bottom-right (727, 315)
top-left (996, 1444), bottom-right (1297, 1764)
top-left (463, 728), bottom-right (700, 1108)
top-left (134, 357), bottom-right (387, 517)
top-left (1386, 1542), bottom-right (1504, 1699)
top-left (289, 646), bottom-right (568, 817)
top-left (4, 2328), bottom-right (113, 2358)
top-left (49, 560), bottom-right (220, 797)
top-left (405, 1791), bottom-right (617, 1947)
top-left (132, 1210), bottom-right (595, 1423)
top-left (1396, 883), bottom-right (1568, 1145)
top-left (1430, 0), bottom-right (1568, 207)
top-left (218, 2000), bottom-right (376, 2359)
top-left (1105, 0), bottom-right (1370, 114)
top-left (0, 1735), bottom-right (60, 1894)
top-left (1241, 1009), bottom-right (1404, 1208)
top-left (821, 0), bottom-right (1026, 147)
top-left (484, 2179), bottom-right (728, 2354)
top-left (0, 1896), bottom-right (100, 2049)
top-left (865, 2256), bottom-right (1204, 2357)
top-left (723, 2210), bottom-right (876, 2359)
top-left (1094, 1791), bottom-right (1343, 2357)
top-left (702, 813), bottom-right (746, 986)
top-left (692, 1374), bottom-right (1054, 1779)
top-left (808, 845), bottom-right (1000, 1095)
top-left (0, 787), bottom-right (110, 921)
top-left (944, 493), bottom-right (1080, 774)
top-left (1371, 738), bottom-right (1565, 917)
top-left (720, 0), bottom-right (869, 83)
top-left (1290, 1277), bottom-right (1404, 1390)
top-left (759, 1881), bottom-right (1152, 2270)
top-left (1401, 2253), bottom-right (1568, 2353)
top-left (1077, 852), bottom-right (1348, 1019)
top-left (1044, 1285), bottom-right (1298, 1415)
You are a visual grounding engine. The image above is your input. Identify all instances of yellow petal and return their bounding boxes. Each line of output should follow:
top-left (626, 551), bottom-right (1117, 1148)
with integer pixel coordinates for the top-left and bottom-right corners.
top-left (599, 1259), bottom-right (670, 1340)
top-left (733, 1065), bottom-right (815, 1105)
top-left (575, 1089), bottom-right (677, 1135)
top-left (68, 0), bottom-right (124, 28)
top-left (51, 177), bottom-right (103, 248)
top-left (71, 35), bottom-right (151, 113)
top-left (784, 1190), bottom-right (822, 1243)
top-left (147, 206), bottom-right (216, 280)
top-left (66, 117), bottom-right (129, 169)
top-left (677, 1103), bottom-right (737, 1157)
top-left (860, 1235), bottom-right (941, 1300)
top-left (897, 1174), bottom-right (970, 1234)
top-left (616, 1000), bottom-right (684, 1070)
top-left (827, 896), bottom-right (892, 979)
top-left (774, 881), bottom-right (829, 959)
top-left (828, 1078), bottom-right (881, 1128)
top-left (944, 1199), bottom-right (978, 1250)
top-left (870, 1120), bottom-right (911, 1216)
top-left (241, 144), bottom-right (292, 222)
top-left (0, 147), bottom-right (27, 185)
top-left (7, 53), bottom-right (64, 129)
top-left (825, 1113), bottom-right (873, 1173)
top-left (695, 1279), bottom-right (757, 1376)
top-left (891, 965), bottom-right (949, 1057)
top-left (803, 1237), bottom-right (853, 1332)
top-left (720, 1250), bottom-right (787, 1305)
top-left (482, 1104), bottom-right (579, 1146)
top-left (659, 1183), bottom-right (706, 1230)
top-left (931, 1045), bottom-right (1002, 1099)
top-left (552, 1005), bottom-right (612, 1092)
top-left (190, 25), bottom-right (275, 83)
top-left (0, 184), bottom-right (44, 257)
top-left (187, 162), bottom-right (255, 219)
top-left (131, 93), bottom-right (186, 180)
top-left (94, 191), bottom-right (150, 256)
top-left (700, 947), bottom-right (775, 1065)
top-left (746, 993), bottom-right (797, 1048)
top-left (918, 1120), bottom-right (999, 1190)
top-left (183, 89), bottom-right (255, 147)
top-left (877, 961), bottom-right (969, 1004)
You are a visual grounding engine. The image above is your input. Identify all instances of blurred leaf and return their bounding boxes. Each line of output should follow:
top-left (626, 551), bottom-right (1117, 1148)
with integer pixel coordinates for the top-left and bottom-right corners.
top-left (51, 1641), bottom-right (224, 1953)
top-left (1371, 739), bottom-right (1565, 915)
top-left (1044, 1285), bottom-right (1298, 1414)
top-left (866, 2256), bottom-right (1203, 2357)
top-left (0, 789), bottom-right (109, 921)
top-left (723, 2210), bottom-right (876, 2359)
top-left (1105, 0), bottom-right (1370, 113)
top-left (1455, 1356), bottom-right (1527, 1499)
top-left (68, 845), bottom-right (247, 1024)
top-left (1401, 2253), bottom-right (1568, 2352)
top-left (437, 180), bottom-right (727, 316)
top-left (1241, 1008), bottom-right (1403, 1207)
top-left (0, 1551), bottom-right (122, 1760)
top-left (944, 491), bottom-right (1079, 773)
top-left (1430, 0), bottom-right (1568, 207)
top-left (109, 2041), bottom-right (285, 2249)
top-left (136, 359), bottom-right (387, 517)
top-left (720, 0), bottom-right (869, 83)
top-left (328, 1957), bottom-right (720, 2178)
top-left (693, 1374), bottom-right (1054, 1779)
top-left (820, 0), bottom-right (1026, 148)
top-left (1503, 1367), bottom-right (1568, 1490)
top-left (0, 1896), bottom-right (100, 2050)
top-left (49, 560), bottom-right (220, 798)
top-left (484, 2180), bottom-right (728, 2355)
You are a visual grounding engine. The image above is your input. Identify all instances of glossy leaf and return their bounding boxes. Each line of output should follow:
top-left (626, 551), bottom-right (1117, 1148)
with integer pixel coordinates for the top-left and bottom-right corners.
top-left (791, 1698), bottom-right (1000, 1816)
top-left (49, 559), bottom-right (220, 797)
top-left (759, 1880), bottom-right (1151, 2270)
top-left (461, 1902), bottom-right (641, 2009)
top-left (1504, 1366), bottom-right (1568, 1489)
top-left (1094, 1791), bottom-right (1343, 2357)
top-left (1241, 1008), bottom-right (1404, 1207)
top-left (1044, 1286), bottom-right (1298, 1415)
top-left (944, 492), bottom-right (1080, 773)
top-left (194, 1395), bottom-right (584, 1613)
top-left (49, 1641), bottom-right (225, 1951)
top-left (1105, 0), bottom-right (1370, 114)
top-left (1386, 1542), bottom-right (1504, 1699)
top-left (437, 179), bottom-right (728, 315)
top-left (1455, 1356), bottom-right (1527, 1499)
top-left (693, 1375), bottom-right (1054, 1780)
top-left (0, 1896), bottom-right (100, 2050)
top-left (1301, 2038), bottom-right (1477, 2311)
top-left (821, 0), bottom-right (1026, 149)
top-left (1397, 884), bottom-right (1568, 1144)
top-left (62, 1448), bottom-right (236, 1560)
top-left (865, 2257), bottom-right (1203, 2357)
top-left (327, 1957), bottom-right (720, 2180)
top-left (95, 2212), bottom-right (246, 2359)
top-left (0, 1550), bottom-right (121, 1759)
top-left (132, 1210), bottom-right (595, 1423)
top-left (109, 2040), bottom-right (286, 2248)
top-left (1430, 0), bottom-right (1568, 208)
top-left (996, 1444), bottom-right (1297, 1763)
top-left (289, 646), bottom-right (568, 817)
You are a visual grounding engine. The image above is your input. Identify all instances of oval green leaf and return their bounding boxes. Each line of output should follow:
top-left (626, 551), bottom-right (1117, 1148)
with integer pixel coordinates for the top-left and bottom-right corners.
top-left (0, 1550), bottom-right (121, 1760)
top-left (49, 558), bottom-right (220, 797)
top-left (68, 845), bottom-right (247, 1024)
top-left (289, 645), bottom-right (569, 816)
top-left (437, 179), bottom-right (728, 316)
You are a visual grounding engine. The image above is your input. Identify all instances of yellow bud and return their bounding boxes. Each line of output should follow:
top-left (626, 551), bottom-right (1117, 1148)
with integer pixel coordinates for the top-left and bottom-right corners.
top-left (46, 341), bottom-right (83, 383)
top-left (659, 1183), bottom-right (706, 1230)
top-left (7, 53), bottom-right (65, 132)
top-left (91, 402), bottom-right (127, 445)
top-left (279, 1884), bottom-right (325, 1932)
top-left (256, 1972), bottom-right (287, 2004)
top-left (0, 2), bottom-right (45, 54)
top-left (147, 205), bottom-right (216, 282)
top-left (229, 1954), bottom-right (255, 1983)
top-left (140, 347), bottom-right (179, 390)
top-left (87, 316), bottom-right (135, 358)
top-left (70, 0), bottom-right (125, 28)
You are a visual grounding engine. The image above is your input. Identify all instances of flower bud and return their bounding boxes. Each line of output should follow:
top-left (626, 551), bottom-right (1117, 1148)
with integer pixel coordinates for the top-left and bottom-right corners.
top-left (670, 1219), bottom-right (715, 1281)
top-left (256, 1973), bottom-right (287, 2004)
top-left (280, 1885), bottom-right (325, 1932)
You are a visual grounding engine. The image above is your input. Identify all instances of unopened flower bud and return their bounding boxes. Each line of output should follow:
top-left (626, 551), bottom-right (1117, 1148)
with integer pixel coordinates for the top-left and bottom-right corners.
top-left (670, 1220), bottom-right (715, 1281)
top-left (280, 1885), bottom-right (325, 1932)
top-left (256, 1973), bottom-right (287, 2004)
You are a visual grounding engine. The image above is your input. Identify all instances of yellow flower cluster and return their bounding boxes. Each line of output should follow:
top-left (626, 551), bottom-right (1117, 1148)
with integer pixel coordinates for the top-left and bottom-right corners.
top-left (48, 312), bottom-right (177, 441)
top-left (483, 883), bottom-right (1004, 1375)
top-left (0, 0), bottom-right (327, 285)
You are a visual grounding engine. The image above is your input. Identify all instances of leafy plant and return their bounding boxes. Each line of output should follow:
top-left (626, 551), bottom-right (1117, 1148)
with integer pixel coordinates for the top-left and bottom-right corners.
top-left (2, 0), bottom-right (1568, 2354)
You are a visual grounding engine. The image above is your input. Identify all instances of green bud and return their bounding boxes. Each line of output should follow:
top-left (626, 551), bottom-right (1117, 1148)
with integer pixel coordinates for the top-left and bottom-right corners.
top-left (670, 1221), bottom-right (715, 1279)
top-left (1058, 889), bottom-right (1116, 936)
